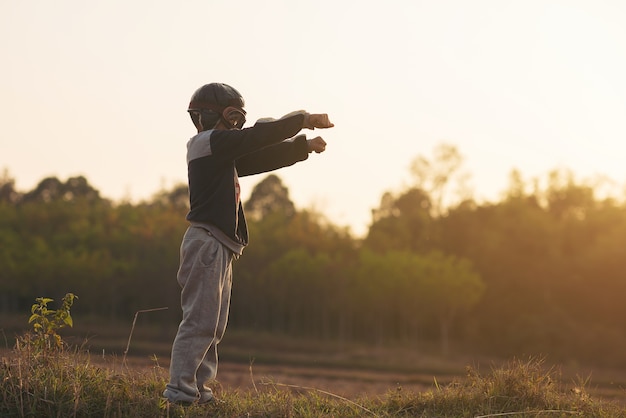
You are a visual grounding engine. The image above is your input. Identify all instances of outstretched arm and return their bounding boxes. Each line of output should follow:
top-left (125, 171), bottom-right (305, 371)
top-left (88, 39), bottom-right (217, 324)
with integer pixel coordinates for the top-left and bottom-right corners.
top-left (232, 111), bottom-right (333, 175)
top-left (235, 135), bottom-right (309, 176)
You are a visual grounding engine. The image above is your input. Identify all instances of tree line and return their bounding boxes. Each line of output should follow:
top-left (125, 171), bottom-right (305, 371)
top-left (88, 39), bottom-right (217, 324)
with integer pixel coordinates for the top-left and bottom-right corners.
top-left (1, 144), bottom-right (625, 366)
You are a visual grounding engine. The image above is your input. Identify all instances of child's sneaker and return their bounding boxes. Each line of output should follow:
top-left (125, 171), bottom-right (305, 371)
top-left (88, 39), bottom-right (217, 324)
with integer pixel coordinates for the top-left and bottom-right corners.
top-left (199, 391), bottom-right (214, 404)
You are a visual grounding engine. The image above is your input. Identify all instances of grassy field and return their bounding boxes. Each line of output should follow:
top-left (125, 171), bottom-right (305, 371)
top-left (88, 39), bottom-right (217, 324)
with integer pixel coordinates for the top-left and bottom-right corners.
top-left (3, 343), bottom-right (626, 417)
top-left (2, 314), bottom-right (626, 416)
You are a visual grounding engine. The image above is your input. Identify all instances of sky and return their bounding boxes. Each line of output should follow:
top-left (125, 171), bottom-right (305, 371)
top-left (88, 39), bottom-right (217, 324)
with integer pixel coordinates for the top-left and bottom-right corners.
top-left (2, 0), bottom-right (625, 237)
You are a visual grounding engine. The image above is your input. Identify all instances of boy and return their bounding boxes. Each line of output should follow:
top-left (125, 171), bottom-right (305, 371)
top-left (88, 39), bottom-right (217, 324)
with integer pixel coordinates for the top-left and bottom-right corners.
top-left (163, 82), bottom-right (334, 404)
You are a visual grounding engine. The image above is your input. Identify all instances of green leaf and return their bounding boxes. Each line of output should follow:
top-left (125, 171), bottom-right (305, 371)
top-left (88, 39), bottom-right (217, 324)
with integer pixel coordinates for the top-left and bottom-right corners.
top-left (28, 314), bottom-right (39, 323)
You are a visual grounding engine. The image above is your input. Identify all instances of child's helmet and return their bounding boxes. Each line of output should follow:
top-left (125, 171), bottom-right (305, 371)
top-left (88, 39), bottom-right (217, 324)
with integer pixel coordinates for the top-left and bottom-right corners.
top-left (188, 83), bottom-right (245, 131)
top-left (188, 83), bottom-right (245, 113)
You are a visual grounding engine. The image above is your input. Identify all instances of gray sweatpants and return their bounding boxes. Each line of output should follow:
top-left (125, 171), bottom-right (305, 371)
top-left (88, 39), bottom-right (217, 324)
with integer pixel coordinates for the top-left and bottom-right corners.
top-left (164, 226), bottom-right (233, 403)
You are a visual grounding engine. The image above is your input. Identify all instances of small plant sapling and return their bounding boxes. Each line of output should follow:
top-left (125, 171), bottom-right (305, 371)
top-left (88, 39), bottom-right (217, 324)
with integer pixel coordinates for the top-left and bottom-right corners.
top-left (28, 293), bottom-right (78, 351)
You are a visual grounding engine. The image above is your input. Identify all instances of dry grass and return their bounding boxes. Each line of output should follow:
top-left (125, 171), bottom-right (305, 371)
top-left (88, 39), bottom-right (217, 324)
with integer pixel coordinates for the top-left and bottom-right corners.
top-left (2, 338), bottom-right (626, 418)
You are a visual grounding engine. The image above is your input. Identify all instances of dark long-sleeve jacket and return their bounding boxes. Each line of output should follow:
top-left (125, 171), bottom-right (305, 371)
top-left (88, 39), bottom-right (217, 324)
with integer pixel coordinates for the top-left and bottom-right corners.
top-left (185, 113), bottom-right (309, 253)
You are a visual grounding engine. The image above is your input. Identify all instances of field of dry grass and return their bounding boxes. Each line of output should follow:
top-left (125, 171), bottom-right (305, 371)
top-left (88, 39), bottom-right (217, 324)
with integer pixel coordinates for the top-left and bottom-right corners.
top-left (99, 333), bottom-right (626, 407)
top-left (3, 314), bottom-right (626, 407)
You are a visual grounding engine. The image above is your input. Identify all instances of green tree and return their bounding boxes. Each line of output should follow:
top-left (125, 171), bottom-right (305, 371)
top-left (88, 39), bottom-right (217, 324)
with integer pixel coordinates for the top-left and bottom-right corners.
top-left (353, 249), bottom-right (483, 353)
top-left (417, 251), bottom-right (484, 355)
top-left (0, 168), bottom-right (21, 204)
top-left (365, 188), bottom-right (435, 253)
top-left (21, 176), bottom-right (101, 203)
top-left (409, 143), bottom-right (471, 217)
top-left (244, 174), bottom-right (296, 221)
top-left (149, 183), bottom-right (189, 211)
top-left (232, 174), bottom-right (356, 338)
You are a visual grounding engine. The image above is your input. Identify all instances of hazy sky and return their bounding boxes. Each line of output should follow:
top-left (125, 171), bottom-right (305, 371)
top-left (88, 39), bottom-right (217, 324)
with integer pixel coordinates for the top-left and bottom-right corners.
top-left (2, 1), bottom-right (625, 236)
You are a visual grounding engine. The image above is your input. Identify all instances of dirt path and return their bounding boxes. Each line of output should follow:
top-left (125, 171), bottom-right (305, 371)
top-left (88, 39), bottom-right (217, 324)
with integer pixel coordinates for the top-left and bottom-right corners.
top-left (112, 353), bottom-right (443, 399)
top-left (214, 361), bottom-right (437, 399)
